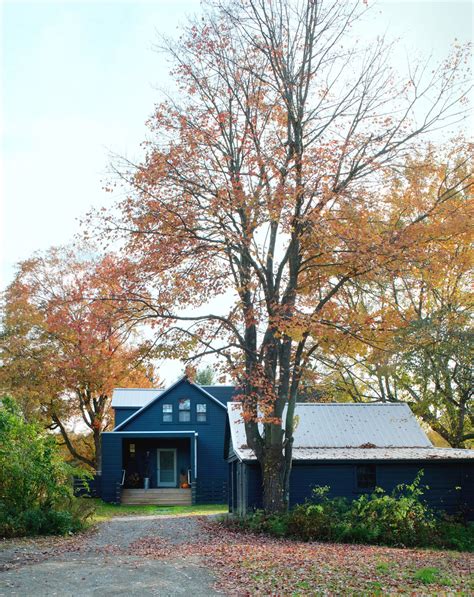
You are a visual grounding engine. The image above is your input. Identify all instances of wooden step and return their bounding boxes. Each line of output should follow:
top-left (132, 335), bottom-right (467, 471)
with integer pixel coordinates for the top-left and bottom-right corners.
top-left (121, 488), bottom-right (192, 506)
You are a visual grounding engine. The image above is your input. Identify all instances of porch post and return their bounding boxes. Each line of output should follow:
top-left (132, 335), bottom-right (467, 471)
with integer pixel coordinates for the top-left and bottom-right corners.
top-left (190, 432), bottom-right (198, 505)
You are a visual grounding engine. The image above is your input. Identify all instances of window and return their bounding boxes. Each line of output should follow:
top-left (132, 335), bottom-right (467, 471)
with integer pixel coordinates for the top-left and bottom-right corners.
top-left (178, 398), bottom-right (191, 422)
top-left (196, 403), bottom-right (207, 422)
top-left (163, 404), bottom-right (173, 422)
top-left (356, 464), bottom-right (376, 491)
top-left (129, 443), bottom-right (136, 456)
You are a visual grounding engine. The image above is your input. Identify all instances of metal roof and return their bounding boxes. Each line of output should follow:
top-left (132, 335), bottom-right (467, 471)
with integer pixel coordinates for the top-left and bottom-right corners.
top-left (111, 388), bottom-right (164, 408)
top-left (112, 384), bottom-right (236, 409)
top-left (227, 402), bottom-right (473, 461)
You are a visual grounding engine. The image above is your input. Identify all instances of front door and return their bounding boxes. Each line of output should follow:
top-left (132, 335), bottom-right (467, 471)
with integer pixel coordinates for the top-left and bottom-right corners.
top-left (157, 448), bottom-right (177, 487)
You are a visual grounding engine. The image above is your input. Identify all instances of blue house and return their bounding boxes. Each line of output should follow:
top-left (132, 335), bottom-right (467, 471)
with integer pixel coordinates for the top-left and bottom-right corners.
top-left (100, 377), bottom-right (236, 505)
top-left (226, 402), bottom-right (474, 518)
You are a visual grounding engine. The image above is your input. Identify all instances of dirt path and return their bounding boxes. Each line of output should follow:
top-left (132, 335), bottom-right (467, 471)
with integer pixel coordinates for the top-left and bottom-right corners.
top-left (0, 515), bottom-right (222, 597)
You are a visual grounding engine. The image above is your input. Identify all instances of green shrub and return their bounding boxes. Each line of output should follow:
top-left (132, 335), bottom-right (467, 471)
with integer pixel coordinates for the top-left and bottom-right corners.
top-left (0, 396), bottom-right (94, 537)
top-left (227, 473), bottom-right (474, 551)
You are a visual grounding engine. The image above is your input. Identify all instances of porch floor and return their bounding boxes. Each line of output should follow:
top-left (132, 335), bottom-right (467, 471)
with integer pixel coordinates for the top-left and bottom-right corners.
top-left (121, 488), bottom-right (192, 506)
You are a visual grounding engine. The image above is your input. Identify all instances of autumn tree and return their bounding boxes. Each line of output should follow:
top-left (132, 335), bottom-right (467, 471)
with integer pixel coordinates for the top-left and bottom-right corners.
top-left (0, 247), bottom-right (157, 470)
top-left (316, 147), bottom-right (473, 447)
top-left (93, 0), bottom-right (472, 511)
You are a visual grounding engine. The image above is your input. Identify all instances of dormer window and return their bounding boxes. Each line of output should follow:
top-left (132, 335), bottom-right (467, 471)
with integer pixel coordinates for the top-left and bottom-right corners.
top-left (179, 398), bottom-right (191, 422)
top-left (163, 404), bottom-right (173, 422)
top-left (196, 403), bottom-right (207, 422)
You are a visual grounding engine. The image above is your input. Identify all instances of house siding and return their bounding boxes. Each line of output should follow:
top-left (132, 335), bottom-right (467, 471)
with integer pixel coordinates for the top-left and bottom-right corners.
top-left (239, 460), bottom-right (474, 518)
top-left (114, 407), bottom-right (140, 426)
top-left (101, 433), bottom-right (123, 503)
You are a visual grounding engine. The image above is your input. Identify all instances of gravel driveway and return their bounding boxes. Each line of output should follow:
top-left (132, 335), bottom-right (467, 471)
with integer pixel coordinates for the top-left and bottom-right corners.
top-left (0, 515), bottom-right (222, 597)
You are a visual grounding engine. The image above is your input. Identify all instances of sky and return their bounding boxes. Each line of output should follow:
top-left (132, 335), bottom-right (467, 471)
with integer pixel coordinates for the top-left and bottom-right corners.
top-left (1, 0), bottom-right (472, 382)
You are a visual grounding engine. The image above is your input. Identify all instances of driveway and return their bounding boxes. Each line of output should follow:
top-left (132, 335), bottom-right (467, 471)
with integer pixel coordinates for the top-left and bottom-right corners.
top-left (0, 515), bottom-right (221, 597)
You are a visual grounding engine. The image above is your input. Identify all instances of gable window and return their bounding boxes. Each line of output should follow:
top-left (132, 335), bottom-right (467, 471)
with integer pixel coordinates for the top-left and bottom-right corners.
top-left (178, 398), bottom-right (191, 422)
top-left (356, 464), bottom-right (376, 491)
top-left (163, 404), bottom-right (173, 423)
top-left (196, 403), bottom-right (207, 423)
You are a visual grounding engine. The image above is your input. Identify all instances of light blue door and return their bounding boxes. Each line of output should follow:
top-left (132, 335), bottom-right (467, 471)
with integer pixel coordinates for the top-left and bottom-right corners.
top-left (157, 449), bottom-right (176, 487)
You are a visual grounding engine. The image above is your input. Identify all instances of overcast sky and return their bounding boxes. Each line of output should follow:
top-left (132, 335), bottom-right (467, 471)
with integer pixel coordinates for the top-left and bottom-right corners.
top-left (1, 0), bottom-right (472, 381)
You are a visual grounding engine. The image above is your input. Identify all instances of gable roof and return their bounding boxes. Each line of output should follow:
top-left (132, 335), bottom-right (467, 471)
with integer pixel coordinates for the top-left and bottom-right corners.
top-left (227, 402), bottom-right (474, 462)
top-left (113, 377), bottom-right (228, 431)
top-left (200, 385), bottom-right (236, 403)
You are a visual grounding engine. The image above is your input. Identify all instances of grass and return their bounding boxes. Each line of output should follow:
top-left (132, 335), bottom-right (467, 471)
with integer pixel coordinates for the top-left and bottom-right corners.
top-left (412, 566), bottom-right (452, 586)
top-left (87, 498), bottom-right (228, 523)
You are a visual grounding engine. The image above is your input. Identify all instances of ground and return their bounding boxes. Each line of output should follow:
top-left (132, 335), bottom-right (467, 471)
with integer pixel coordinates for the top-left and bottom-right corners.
top-left (0, 506), bottom-right (472, 596)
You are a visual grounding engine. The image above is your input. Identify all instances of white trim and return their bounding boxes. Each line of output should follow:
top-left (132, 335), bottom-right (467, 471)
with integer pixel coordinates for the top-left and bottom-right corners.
top-left (194, 432), bottom-right (198, 479)
top-left (157, 448), bottom-right (177, 487)
top-left (113, 376), bottom-right (227, 431)
top-left (103, 431), bottom-right (197, 435)
top-left (194, 384), bottom-right (230, 410)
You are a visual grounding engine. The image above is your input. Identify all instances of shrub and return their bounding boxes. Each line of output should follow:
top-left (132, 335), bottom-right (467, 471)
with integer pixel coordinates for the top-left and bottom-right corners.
top-left (227, 473), bottom-right (474, 551)
top-left (0, 397), bottom-right (94, 537)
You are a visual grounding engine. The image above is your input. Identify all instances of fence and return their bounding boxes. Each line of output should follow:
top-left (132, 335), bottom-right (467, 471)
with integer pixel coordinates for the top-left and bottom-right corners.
top-left (73, 474), bottom-right (102, 498)
top-left (195, 480), bottom-right (228, 504)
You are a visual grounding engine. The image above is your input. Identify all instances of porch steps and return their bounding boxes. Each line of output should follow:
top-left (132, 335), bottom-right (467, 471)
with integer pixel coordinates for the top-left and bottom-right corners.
top-left (121, 488), bottom-right (192, 506)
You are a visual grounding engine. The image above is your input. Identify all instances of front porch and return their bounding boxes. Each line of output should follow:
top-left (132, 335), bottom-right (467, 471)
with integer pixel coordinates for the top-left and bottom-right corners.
top-left (101, 431), bottom-right (198, 505)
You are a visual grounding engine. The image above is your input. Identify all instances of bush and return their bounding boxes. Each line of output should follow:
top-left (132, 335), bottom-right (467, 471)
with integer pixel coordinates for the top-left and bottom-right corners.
top-left (227, 473), bottom-right (474, 551)
top-left (0, 397), bottom-right (94, 537)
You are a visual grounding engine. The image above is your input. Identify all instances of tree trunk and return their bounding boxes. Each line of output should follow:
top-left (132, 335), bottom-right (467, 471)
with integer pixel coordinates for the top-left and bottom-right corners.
top-left (94, 429), bottom-right (102, 473)
top-left (261, 445), bottom-right (286, 514)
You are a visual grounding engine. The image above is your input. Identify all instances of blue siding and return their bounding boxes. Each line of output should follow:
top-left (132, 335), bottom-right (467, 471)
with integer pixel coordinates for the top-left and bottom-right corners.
top-left (114, 407), bottom-right (140, 426)
top-left (240, 460), bottom-right (474, 517)
top-left (101, 433), bottom-right (123, 502)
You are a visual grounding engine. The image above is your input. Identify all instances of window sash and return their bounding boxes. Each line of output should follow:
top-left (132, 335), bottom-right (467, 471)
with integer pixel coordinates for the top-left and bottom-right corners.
top-left (196, 403), bottom-right (207, 422)
top-left (356, 465), bottom-right (376, 490)
top-left (163, 404), bottom-right (173, 422)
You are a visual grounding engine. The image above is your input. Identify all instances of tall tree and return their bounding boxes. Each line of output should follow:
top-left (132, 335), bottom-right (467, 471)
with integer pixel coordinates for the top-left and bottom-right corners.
top-left (0, 247), bottom-right (157, 470)
top-left (93, 0), bottom-right (471, 511)
top-left (316, 147), bottom-right (473, 447)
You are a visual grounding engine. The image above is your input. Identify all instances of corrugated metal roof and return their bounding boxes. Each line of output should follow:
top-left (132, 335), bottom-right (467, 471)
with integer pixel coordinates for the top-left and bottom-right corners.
top-left (227, 402), bottom-right (473, 461)
top-left (111, 388), bottom-right (164, 408)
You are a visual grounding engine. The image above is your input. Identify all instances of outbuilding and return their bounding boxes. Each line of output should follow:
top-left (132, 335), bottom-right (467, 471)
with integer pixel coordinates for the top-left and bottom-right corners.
top-left (226, 402), bottom-right (474, 517)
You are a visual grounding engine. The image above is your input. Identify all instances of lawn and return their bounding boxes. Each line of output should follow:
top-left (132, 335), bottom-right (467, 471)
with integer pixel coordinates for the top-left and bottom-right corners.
top-left (88, 498), bottom-right (228, 523)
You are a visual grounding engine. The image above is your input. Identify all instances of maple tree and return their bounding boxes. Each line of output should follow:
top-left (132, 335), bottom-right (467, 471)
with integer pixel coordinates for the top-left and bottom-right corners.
top-left (0, 247), bottom-right (157, 470)
top-left (92, 0), bottom-right (471, 511)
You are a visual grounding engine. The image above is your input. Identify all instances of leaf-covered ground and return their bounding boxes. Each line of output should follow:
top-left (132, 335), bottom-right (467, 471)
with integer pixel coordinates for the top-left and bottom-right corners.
top-left (1, 513), bottom-right (472, 595)
top-left (130, 518), bottom-right (474, 595)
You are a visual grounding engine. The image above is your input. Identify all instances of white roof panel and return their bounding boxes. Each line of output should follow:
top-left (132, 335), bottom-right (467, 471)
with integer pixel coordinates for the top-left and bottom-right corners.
top-left (227, 402), bottom-right (472, 461)
top-left (112, 388), bottom-right (164, 408)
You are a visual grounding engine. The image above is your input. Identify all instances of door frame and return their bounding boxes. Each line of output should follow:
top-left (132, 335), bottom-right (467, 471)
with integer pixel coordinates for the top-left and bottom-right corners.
top-left (156, 448), bottom-right (177, 487)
